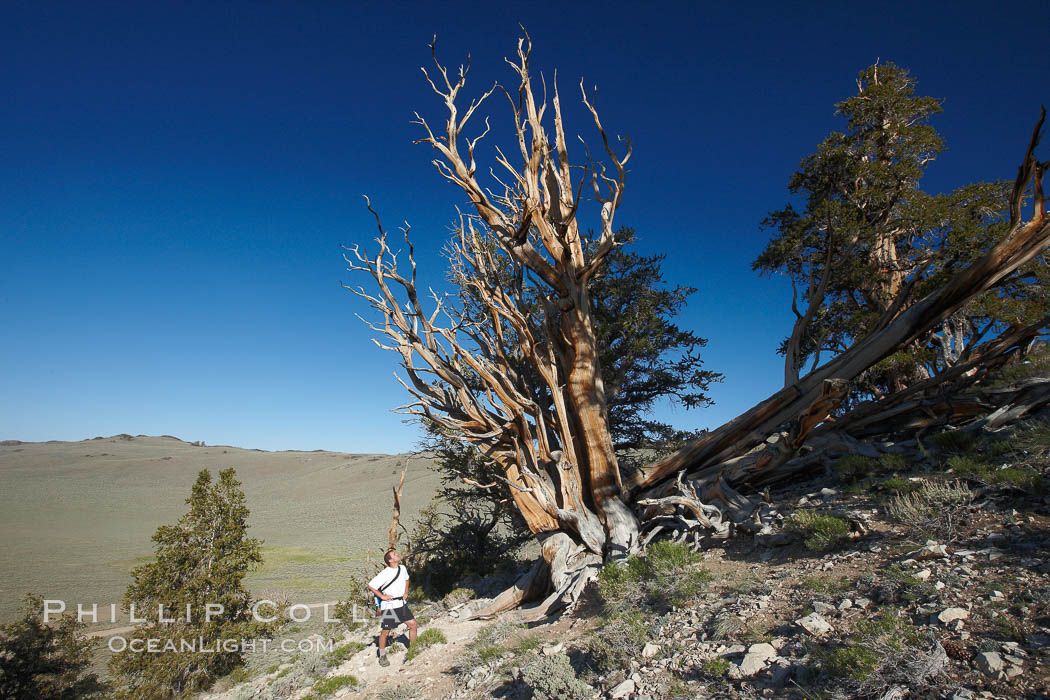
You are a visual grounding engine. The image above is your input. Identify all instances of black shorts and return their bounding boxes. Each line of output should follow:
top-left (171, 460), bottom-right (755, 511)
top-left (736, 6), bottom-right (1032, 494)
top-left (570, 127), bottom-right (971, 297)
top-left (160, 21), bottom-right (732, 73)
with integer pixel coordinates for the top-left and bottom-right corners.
top-left (379, 604), bottom-right (414, 630)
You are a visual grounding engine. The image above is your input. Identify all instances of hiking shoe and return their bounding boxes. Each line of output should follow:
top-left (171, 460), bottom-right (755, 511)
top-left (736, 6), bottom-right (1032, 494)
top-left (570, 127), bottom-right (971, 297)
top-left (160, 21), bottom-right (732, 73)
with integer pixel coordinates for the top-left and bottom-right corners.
top-left (378, 654), bottom-right (390, 667)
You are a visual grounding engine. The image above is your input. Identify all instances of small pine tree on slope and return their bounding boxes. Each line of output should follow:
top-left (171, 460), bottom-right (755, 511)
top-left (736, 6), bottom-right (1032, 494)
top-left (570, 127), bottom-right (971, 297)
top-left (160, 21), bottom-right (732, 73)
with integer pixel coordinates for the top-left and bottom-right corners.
top-left (109, 468), bottom-right (271, 699)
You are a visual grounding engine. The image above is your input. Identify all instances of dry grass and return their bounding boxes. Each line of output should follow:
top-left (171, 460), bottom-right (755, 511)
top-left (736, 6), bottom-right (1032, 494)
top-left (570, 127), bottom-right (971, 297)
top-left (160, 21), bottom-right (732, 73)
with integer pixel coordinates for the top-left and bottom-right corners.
top-left (0, 435), bottom-right (441, 622)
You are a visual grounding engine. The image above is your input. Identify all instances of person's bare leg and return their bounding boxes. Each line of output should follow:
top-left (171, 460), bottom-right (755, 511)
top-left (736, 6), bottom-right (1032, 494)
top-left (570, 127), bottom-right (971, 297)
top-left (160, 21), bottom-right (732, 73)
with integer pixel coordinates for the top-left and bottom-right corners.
top-left (378, 628), bottom-right (390, 652)
top-left (407, 620), bottom-right (417, 646)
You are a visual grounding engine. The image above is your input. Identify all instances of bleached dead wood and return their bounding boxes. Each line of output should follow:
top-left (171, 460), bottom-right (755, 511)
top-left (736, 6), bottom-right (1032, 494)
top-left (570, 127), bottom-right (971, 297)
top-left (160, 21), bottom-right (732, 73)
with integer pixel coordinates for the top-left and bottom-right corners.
top-left (630, 108), bottom-right (1050, 496)
top-left (387, 468), bottom-right (407, 553)
top-left (348, 33), bottom-right (641, 616)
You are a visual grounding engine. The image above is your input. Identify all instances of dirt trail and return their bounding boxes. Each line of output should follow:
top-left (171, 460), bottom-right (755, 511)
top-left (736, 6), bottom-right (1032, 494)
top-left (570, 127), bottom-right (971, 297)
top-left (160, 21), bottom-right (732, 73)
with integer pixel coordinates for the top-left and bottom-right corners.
top-left (325, 615), bottom-right (491, 698)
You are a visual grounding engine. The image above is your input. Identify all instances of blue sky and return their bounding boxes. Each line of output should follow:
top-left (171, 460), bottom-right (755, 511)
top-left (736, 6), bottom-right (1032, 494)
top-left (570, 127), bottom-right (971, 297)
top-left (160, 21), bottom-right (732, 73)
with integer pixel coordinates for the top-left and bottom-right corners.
top-left (3, 1), bottom-right (1048, 453)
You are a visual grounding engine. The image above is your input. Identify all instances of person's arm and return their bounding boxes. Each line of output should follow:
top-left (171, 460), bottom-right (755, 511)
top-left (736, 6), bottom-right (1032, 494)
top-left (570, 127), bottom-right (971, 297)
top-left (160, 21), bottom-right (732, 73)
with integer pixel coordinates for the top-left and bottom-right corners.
top-left (367, 584), bottom-right (393, 602)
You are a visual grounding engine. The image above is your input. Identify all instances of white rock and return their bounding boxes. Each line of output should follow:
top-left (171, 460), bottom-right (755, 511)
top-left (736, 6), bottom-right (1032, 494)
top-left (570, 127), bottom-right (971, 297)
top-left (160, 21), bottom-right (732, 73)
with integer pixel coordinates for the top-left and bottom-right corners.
top-left (738, 651), bottom-right (770, 677)
top-left (975, 651), bottom-right (1004, 677)
top-left (642, 642), bottom-right (661, 658)
top-left (747, 643), bottom-right (777, 661)
top-left (915, 568), bottom-right (932, 582)
top-left (796, 612), bottom-right (833, 636)
top-left (541, 642), bottom-right (563, 656)
top-left (838, 599), bottom-right (853, 610)
top-left (936, 607), bottom-right (969, 625)
top-left (918, 543), bottom-right (949, 559)
top-left (610, 679), bottom-right (636, 698)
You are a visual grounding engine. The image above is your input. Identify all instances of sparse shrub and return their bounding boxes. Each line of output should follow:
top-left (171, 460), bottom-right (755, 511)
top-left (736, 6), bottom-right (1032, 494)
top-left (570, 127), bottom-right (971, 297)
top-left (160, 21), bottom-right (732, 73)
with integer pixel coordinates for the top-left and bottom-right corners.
top-left (946, 455), bottom-right (991, 479)
top-left (930, 429), bottom-right (977, 455)
top-left (703, 656), bottom-right (731, 678)
top-left (816, 610), bottom-right (945, 698)
top-left (728, 573), bottom-right (763, 595)
top-left (385, 642), bottom-right (406, 655)
top-left (833, 454), bottom-right (879, 479)
top-left (597, 539), bottom-right (711, 611)
top-left (876, 565), bottom-right (927, 604)
top-left (993, 466), bottom-right (1045, 491)
top-left (878, 453), bottom-right (911, 472)
top-left (888, 479), bottom-right (972, 542)
top-left (801, 575), bottom-right (851, 596)
top-left (596, 556), bottom-right (647, 609)
top-left (823, 645), bottom-right (880, 680)
top-left (835, 453), bottom-right (911, 481)
top-left (225, 666), bottom-right (251, 684)
top-left (1012, 420), bottom-right (1050, 454)
top-left (442, 587), bottom-right (474, 608)
top-left (307, 674), bottom-right (358, 697)
top-left (520, 654), bottom-right (592, 700)
top-left (990, 611), bottom-right (1026, 643)
top-left (330, 573), bottom-right (374, 632)
top-left (370, 683), bottom-right (421, 700)
top-left (263, 650), bottom-right (330, 699)
top-left (512, 633), bottom-right (543, 655)
top-left (586, 610), bottom-right (652, 671)
top-left (263, 667), bottom-right (310, 699)
top-left (877, 476), bottom-right (919, 494)
top-left (455, 621), bottom-right (518, 674)
top-left (404, 627), bottom-right (446, 661)
top-left (659, 674), bottom-right (699, 699)
top-left (742, 619), bottom-right (775, 645)
top-left (710, 612), bottom-right (745, 641)
top-left (785, 509), bottom-right (851, 551)
top-left (325, 641), bottom-right (365, 664)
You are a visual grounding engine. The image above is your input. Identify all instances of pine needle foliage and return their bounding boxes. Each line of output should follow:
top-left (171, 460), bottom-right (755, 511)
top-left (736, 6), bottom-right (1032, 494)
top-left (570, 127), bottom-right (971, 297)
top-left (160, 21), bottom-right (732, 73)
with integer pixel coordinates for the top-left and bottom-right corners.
top-left (0, 593), bottom-right (107, 698)
top-left (109, 469), bottom-right (273, 698)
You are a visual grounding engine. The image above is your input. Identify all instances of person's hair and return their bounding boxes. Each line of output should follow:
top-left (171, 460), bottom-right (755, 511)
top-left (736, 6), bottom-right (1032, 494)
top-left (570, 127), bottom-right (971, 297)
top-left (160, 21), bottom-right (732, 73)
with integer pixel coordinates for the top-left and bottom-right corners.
top-left (384, 550), bottom-right (396, 565)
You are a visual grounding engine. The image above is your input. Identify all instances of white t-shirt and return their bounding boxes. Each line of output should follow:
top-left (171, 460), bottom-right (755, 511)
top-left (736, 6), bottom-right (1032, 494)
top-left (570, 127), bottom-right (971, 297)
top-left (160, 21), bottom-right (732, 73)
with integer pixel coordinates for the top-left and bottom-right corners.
top-left (368, 565), bottom-right (409, 610)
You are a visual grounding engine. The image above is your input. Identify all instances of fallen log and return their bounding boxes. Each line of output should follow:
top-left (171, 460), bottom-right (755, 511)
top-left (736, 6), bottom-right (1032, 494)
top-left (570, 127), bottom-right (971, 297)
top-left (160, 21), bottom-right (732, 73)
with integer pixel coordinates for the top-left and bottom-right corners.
top-left (629, 108), bottom-right (1050, 496)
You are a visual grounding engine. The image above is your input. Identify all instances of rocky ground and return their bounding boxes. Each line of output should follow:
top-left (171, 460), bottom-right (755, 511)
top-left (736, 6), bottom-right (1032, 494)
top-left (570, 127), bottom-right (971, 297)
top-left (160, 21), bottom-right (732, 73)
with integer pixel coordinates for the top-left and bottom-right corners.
top-left (204, 419), bottom-right (1050, 699)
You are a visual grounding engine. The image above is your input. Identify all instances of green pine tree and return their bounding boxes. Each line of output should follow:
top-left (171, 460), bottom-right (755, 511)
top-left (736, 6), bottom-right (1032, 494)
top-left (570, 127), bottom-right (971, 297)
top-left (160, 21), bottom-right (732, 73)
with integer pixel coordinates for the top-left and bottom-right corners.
top-left (109, 468), bottom-right (270, 698)
top-left (754, 62), bottom-right (1049, 398)
top-left (0, 594), bottom-right (108, 699)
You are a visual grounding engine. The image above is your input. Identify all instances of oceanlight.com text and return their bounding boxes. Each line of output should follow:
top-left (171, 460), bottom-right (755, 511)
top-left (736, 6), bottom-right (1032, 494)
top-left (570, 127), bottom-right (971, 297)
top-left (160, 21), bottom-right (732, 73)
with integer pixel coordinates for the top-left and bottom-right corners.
top-left (106, 637), bottom-right (335, 654)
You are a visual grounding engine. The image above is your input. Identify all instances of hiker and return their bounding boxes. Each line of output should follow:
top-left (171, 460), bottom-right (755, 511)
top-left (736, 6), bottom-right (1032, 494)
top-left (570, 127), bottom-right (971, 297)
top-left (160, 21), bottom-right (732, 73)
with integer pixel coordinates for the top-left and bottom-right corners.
top-left (366, 550), bottom-right (417, 666)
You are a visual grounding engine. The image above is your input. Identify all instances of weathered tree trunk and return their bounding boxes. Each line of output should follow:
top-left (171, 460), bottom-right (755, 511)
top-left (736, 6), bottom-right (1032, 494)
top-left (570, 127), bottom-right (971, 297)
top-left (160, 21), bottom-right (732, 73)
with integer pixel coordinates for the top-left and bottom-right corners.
top-left (348, 34), bottom-right (640, 618)
top-left (386, 468), bottom-right (406, 553)
top-left (352, 34), bottom-right (1047, 620)
top-left (630, 108), bottom-right (1049, 496)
